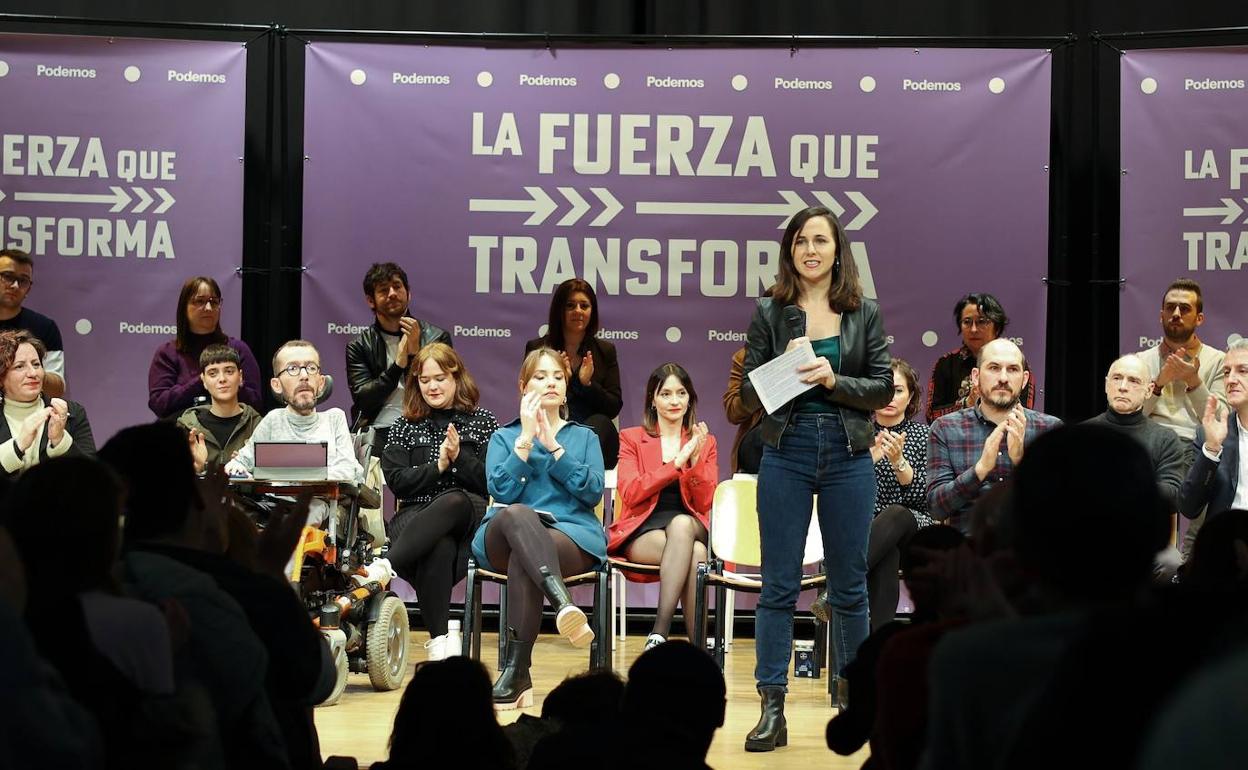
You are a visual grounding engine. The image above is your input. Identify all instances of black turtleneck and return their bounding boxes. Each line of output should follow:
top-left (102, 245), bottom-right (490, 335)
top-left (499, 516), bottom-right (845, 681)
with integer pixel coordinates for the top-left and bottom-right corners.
top-left (1083, 407), bottom-right (1186, 509)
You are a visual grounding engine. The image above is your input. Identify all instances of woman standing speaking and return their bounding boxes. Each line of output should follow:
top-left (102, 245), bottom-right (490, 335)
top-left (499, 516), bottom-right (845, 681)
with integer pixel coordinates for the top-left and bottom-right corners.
top-left (738, 206), bottom-right (892, 752)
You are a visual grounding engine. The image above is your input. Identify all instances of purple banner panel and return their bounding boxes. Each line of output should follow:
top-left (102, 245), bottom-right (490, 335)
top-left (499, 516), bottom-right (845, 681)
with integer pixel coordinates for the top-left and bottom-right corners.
top-left (302, 43), bottom-right (1052, 446)
top-left (1120, 48), bottom-right (1248, 354)
top-left (0, 34), bottom-right (246, 442)
top-left (302, 44), bottom-right (1051, 609)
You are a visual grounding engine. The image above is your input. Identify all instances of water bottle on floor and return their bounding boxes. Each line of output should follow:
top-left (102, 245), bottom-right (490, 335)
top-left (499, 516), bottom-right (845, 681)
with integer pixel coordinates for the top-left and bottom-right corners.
top-left (445, 620), bottom-right (462, 657)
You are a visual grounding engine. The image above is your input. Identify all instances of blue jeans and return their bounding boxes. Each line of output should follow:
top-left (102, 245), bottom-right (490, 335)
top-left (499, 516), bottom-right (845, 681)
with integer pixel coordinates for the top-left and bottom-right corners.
top-left (754, 413), bottom-right (875, 687)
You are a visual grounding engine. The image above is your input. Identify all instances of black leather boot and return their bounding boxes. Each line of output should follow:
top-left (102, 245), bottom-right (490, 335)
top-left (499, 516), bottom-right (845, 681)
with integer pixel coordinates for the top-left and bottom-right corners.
top-left (491, 628), bottom-right (533, 710)
top-left (745, 685), bottom-right (788, 752)
top-left (539, 566), bottom-right (594, 648)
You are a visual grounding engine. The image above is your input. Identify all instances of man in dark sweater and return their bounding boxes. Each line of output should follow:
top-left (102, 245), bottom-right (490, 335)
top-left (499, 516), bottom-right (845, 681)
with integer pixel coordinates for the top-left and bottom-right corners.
top-left (1084, 354), bottom-right (1185, 511)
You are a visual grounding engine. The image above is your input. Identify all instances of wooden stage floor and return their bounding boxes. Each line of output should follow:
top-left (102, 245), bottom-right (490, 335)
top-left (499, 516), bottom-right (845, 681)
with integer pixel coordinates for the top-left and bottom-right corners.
top-left (315, 631), bottom-right (869, 769)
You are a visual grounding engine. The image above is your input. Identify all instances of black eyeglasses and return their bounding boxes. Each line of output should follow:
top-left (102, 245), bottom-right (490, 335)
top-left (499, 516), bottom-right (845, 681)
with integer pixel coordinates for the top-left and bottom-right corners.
top-left (279, 363), bottom-right (321, 377)
top-left (0, 271), bottom-right (33, 290)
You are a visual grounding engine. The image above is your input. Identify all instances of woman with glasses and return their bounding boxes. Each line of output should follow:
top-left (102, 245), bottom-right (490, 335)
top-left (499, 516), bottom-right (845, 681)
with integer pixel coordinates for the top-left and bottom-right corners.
top-left (924, 292), bottom-right (1033, 423)
top-left (148, 276), bottom-right (263, 418)
top-left (0, 329), bottom-right (95, 478)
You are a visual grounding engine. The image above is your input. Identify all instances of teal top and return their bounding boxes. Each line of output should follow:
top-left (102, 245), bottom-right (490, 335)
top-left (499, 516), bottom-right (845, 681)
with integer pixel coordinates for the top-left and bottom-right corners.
top-left (471, 418), bottom-right (607, 570)
top-left (796, 336), bottom-right (842, 414)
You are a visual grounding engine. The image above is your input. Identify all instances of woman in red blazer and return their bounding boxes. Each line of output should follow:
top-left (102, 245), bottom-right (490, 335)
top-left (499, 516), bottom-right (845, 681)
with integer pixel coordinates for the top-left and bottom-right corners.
top-left (606, 363), bottom-right (719, 650)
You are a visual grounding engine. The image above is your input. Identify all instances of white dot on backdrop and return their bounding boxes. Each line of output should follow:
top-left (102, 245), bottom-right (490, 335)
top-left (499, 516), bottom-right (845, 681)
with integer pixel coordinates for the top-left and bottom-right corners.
top-left (477, 71), bottom-right (494, 87)
top-left (537, 324), bottom-right (549, 338)
top-left (75, 319), bottom-right (93, 335)
top-left (988, 77), bottom-right (1006, 94)
top-left (1229, 333), bottom-right (1243, 347)
top-left (603, 73), bottom-right (620, 89)
top-left (731, 75), bottom-right (748, 91)
top-left (1140, 77), bottom-right (1158, 95)
top-left (859, 75), bottom-right (876, 92)
top-left (349, 69), bottom-right (367, 86)
top-left (123, 65), bottom-right (141, 83)
top-left (665, 327), bottom-right (682, 343)
top-left (0, 61), bottom-right (9, 78)
top-left (922, 331), bottom-right (939, 348)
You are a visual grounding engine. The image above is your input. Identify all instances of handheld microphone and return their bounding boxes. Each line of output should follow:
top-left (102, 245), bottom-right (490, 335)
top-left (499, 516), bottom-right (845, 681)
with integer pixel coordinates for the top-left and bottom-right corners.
top-left (782, 305), bottom-right (806, 341)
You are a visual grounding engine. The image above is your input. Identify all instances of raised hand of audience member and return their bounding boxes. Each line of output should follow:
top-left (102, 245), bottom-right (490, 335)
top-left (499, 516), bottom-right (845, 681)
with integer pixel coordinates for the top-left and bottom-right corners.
top-left (1202, 395), bottom-right (1228, 455)
top-left (535, 407), bottom-right (560, 453)
top-left (679, 421), bottom-right (710, 468)
top-left (45, 398), bottom-right (69, 448)
top-left (15, 405), bottom-right (52, 452)
top-left (445, 423), bottom-right (461, 462)
top-left (870, 431), bottom-right (886, 464)
top-left (194, 464), bottom-right (236, 552)
top-left (879, 429), bottom-right (907, 467)
top-left (187, 428), bottom-right (209, 474)
top-left (1004, 405), bottom-right (1027, 465)
top-left (395, 316), bottom-right (419, 368)
top-left (578, 350), bottom-right (595, 386)
top-left (257, 492), bottom-right (312, 580)
top-left (518, 391), bottom-right (541, 444)
top-left (974, 421), bottom-right (1007, 481)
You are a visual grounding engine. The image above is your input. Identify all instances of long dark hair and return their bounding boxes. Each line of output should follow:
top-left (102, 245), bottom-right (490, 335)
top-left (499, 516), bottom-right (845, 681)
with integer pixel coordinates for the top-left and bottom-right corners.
top-left (175, 276), bottom-right (226, 353)
top-left (770, 206), bottom-right (862, 313)
top-left (544, 278), bottom-right (600, 350)
top-left (641, 362), bottom-right (698, 437)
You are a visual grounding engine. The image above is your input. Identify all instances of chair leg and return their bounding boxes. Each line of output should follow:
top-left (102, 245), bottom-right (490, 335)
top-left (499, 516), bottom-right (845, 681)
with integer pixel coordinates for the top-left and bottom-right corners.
top-left (693, 563), bottom-right (708, 657)
top-left (714, 583), bottom-right (727, 670)
top-left (615, 570), bottom-right (628, 642)
top-left (463, 567), bottom-right (480, 659)
top-left (813, 614), bottom-right (826, 679)
top-left (497, 582), bottom-right (509, 671)
top-left (725, 587), bottom-right (736, 650)
top-left (594, 568), bottom-right (612, 671)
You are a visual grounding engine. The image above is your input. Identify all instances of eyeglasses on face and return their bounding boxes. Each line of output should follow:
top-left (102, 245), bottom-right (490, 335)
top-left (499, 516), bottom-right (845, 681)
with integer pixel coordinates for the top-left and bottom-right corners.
top-left (0, 272), bottom-right (33, 290)
top-left (279, 363), bottom-right (321, 377)
top-left (189, 296), bottom-right (222, 309)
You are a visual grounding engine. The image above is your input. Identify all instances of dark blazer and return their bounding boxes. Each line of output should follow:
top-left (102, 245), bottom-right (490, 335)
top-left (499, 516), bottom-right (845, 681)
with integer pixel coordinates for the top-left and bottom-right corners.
top-left (1180, 414), bottom-right (1242, 520)
top-left (524, 335), bottom-right (623, 421)
top-left (0, 396), bottom-right (96, 478)
top-left (739, 297), bottom-right (892, 453)
top-left (346, 318), bottom-right (451, 428)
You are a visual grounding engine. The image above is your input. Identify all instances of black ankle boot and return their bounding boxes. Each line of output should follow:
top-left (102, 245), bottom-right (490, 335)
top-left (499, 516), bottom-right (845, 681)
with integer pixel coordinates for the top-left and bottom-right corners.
top-left (745, 685), bottom-right (788, 752)
top-left (538, 566), bottom-right (594, 648)
top-left (492, 628), bottom-right (533, 710)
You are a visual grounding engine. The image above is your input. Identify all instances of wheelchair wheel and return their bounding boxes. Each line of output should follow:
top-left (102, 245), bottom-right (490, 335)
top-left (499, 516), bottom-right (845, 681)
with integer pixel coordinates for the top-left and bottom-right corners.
top-left (367, 595), bottom-right (410, 691)
top-left (319, 639), bottom-right (350, 707)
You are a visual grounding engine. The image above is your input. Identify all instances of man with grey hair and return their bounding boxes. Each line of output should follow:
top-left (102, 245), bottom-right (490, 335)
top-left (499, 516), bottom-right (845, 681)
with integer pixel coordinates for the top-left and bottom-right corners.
top-left (1181, 338), bottom-right (1248, 523)
top-left (1084, 354), bottom-right (1185, 510)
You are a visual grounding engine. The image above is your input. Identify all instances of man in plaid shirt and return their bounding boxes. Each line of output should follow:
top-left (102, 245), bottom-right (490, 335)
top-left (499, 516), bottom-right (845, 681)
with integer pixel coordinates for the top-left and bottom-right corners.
top-left (927, 339), bottom-right (1062, 533)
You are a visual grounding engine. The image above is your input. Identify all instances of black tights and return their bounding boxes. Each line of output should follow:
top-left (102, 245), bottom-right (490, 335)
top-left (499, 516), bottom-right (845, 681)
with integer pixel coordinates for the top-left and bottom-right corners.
top-left (484, 504), bottom-right (594, 643)
top-left (866, 504), bottom-right (919, 631)
top-left (387, 491), bottom-right (474, 637)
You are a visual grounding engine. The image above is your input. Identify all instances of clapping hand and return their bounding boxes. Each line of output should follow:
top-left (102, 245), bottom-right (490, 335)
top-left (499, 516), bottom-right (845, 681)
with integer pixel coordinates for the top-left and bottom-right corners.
top-left (879, 429), bottom-right (907, 467)
top-left (16, 405), bottom-right (53, 453)
top-left (535, 407), bottom-right (560, 452)
top-left (518, 391), bottom-right (541, 444)
top-left (46, 398), bottom-right (69, 448)
top-left (1202, 395), bottom-right (1228, 454)
top-left (675, 422), bottom-right (710, 468)
top-left (1003, 405), bottom-right (1027, 465)
top-left (578, 351), bottom-right (595, 386)
top-left (187, 428), bottom-right (209, 474)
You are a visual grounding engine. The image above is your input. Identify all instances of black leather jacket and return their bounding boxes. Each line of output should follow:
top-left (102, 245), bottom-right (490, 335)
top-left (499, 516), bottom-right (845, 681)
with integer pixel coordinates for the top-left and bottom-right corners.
top-left (346, 318), bottom-right (451, 428)
top-left (739, 297), bottom-right (892, 453)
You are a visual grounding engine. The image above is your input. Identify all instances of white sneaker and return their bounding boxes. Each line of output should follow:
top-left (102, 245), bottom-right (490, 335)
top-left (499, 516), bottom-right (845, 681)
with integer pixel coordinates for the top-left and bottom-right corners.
top-left (424, 634), bottom-right (450, 662)
top-left (351, 557), bottom-right (396, 589)
top-left (643, 633), bottom-right (666, 652)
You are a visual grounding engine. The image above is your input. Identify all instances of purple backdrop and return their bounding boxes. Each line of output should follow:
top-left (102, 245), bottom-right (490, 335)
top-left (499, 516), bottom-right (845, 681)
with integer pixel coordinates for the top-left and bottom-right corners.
top-left (301, 43), bottom-right (1052, 610)
top-left (0, 34), bottom-right (246, 442)
top-left (1120, 48), bottom-right (1248, 354)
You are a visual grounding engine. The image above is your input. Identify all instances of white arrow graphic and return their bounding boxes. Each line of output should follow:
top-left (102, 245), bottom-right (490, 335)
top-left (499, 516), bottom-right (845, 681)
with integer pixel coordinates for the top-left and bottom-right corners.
top-left (590, 187), bottom-right (622, 227)
top-left (811, 191), bottom-right (846, 217)
top-left (1182, 198), bottom-right (1246, 225)
top-left (14, 186), bottom-right (132, 212)
top-left (470, 186), bottom-right (557, 225)
top-left (844, 191), bottom-right (878, 231)
top-left (132, 187), bottom-right (154, 214)
top-left (636, 190), bottom-right (807, 229)
top-left (153, 187), bottom-right (176, 215)
top-left (0, 189), bottom-right (6, 205)
top-left (557, 187), bottom-right (590, 226)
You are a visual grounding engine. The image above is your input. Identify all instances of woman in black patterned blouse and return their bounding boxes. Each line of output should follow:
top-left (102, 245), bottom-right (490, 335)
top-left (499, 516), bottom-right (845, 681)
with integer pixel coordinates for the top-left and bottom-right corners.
top-left (382, 343), bottom-right (498, 660)
top-left (815, 357), bottom-right (930, 631)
